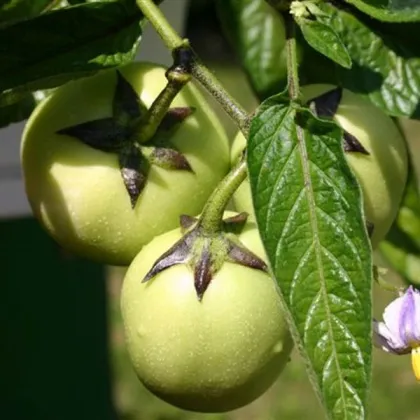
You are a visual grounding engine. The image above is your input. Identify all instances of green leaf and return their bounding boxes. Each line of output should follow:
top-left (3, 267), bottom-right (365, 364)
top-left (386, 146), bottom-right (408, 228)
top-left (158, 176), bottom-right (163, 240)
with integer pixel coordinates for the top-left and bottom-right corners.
top-left (247, 95), bottom-right (372, 419)
top-left (298, 32), bottom-right (339, 86)
top-left (0, 0), bottom-right (54, 26)
top-left (345, 0), bottom-right (420, 22)
top-left (318, 3), bottom-right (420, 119)
top-left (296, 18), bottom-right (352, 69)
top-left (0, 0), bottom-right (142, 102)
top-left (381, 164), bottom-right (420, 285)
top-left (0, 92), bottom-right (35, 128)
top-left (0, 87), bottom-right (54, 126)
top-left (216, 0), bottom-right (288, 100)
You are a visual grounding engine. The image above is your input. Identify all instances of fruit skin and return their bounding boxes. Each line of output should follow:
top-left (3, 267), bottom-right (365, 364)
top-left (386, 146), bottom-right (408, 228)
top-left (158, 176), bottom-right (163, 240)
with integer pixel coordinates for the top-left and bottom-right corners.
top-left (21, 62), bottom-right (230, 265)
top-left (121, 214), bottom-right (293, 413)
top-left (232, 85), bottom-right (408, 248)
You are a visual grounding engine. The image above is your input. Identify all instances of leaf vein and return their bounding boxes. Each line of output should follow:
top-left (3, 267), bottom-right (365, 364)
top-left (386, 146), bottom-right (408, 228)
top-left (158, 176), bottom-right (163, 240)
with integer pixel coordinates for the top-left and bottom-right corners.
top-left (295, 119), bottom-right (349, 417)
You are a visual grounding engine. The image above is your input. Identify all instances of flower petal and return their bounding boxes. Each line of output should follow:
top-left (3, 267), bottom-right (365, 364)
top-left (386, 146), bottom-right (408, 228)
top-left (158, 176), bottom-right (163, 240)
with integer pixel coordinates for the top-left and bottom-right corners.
top-left (400, 286), bottom-right (420, 346)
top-left (383, 291), bottom-right (412, 349)
top-left (373, 320), bottom-right (409, 354)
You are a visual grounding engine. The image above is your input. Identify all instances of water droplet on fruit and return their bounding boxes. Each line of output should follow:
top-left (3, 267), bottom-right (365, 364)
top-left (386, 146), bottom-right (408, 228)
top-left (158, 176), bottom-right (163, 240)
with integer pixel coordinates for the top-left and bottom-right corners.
top-left (137, 325), bottom-right (146, 337)
top-left (273, 341), bottom-right (284, 354)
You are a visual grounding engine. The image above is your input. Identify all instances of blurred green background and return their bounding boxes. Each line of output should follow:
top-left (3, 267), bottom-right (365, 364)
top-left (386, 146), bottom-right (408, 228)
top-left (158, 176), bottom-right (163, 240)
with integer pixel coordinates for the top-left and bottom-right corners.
top-left (2, 1), bottom-right (420, 419)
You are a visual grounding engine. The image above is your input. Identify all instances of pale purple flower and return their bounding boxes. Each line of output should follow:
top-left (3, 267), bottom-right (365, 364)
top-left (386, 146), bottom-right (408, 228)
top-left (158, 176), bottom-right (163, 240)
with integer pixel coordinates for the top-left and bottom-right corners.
top-left (373, 286), bottom-right (420, 379)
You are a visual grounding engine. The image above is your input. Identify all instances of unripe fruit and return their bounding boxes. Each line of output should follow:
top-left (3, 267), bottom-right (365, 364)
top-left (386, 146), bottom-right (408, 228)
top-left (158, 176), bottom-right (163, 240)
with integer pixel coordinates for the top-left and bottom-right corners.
top-left (21, 62), bottom-right (230, 265)
top-left (121, 215), bottom-right (293, 412)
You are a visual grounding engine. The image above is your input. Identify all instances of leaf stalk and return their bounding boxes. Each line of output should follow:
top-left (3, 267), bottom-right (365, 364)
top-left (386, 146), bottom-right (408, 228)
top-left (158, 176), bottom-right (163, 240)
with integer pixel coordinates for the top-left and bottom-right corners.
top-left (284, 13), bottom-right (300, 102)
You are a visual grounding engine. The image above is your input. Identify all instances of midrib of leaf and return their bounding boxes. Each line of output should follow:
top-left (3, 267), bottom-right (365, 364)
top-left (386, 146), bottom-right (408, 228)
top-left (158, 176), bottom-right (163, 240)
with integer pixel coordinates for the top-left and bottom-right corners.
top-left (294, 111), bottom-right (348, 417)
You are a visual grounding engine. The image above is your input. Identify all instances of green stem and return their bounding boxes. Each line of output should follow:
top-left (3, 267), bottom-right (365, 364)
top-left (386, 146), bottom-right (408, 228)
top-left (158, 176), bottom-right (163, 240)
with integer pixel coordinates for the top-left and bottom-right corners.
top-left (137, 0), bottom-right (251, 232)
top-left (199, 158), bottom-right (247, 234)
top-left (136, 0), bottom-right (183, 49)
top-left (133, 69), bottom-right (191, 143)
top-left (191, 62), bottom-right (250, 137)
top-left (137, 0), bottom-right (250, 138)
top-left (284, 14), bottom-right (300, 102)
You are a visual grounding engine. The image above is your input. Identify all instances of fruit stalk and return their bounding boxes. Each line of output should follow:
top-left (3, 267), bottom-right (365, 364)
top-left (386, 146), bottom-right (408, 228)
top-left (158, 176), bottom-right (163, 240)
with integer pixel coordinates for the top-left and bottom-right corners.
top-left (134, 48), bottom-right (192, 143)
top-left (199, 158), bottom-right (247, 234)
top-left (136, 0), bottom-right (250, 136)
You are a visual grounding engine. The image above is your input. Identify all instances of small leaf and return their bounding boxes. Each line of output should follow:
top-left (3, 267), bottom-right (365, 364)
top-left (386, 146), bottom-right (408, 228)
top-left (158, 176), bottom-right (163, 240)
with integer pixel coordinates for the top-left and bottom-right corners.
top-left (247, 95), bottom-right (372, 418)
top-left (216, 0), bottom-right (288, 99)
top-left (0, 0), bottom-right (53, 27)
top-left (307, 88), bottom-right (369, 155)
top-left (345, 0), bottom-right (420, 22)
top-left (297, 30), bottom-right (338, 86)
top-left (119, 146), bottom-right (147, 208)
top-left (113, 70), bottom-right (145, 126)
top-left (297, 18), bottom-right (352, 69)
top-left (57, 118), bottom-right (127, 152)
top-left (316, 3), bottom-right (420, 119)
top-left (148, 147), bottom-right (193, 172)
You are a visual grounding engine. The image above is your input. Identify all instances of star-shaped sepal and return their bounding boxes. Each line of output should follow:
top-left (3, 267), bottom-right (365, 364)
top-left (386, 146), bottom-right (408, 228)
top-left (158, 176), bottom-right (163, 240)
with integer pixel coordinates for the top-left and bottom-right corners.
top-left (56, 70), bottom-right (195, 208)
top-left (142, 213), bottom-right (268, 300)
top-left (119, 145), bottom-right (149, 208)
top-left (57, 71), bottom-right (145, 151)
top-left (144, 106), bottom-right (195, 172)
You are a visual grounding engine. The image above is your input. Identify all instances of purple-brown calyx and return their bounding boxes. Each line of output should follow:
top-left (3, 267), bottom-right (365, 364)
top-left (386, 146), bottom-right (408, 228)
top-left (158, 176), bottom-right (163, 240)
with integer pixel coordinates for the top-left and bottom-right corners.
top-left (142, 213), bottom-right (267, 300)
